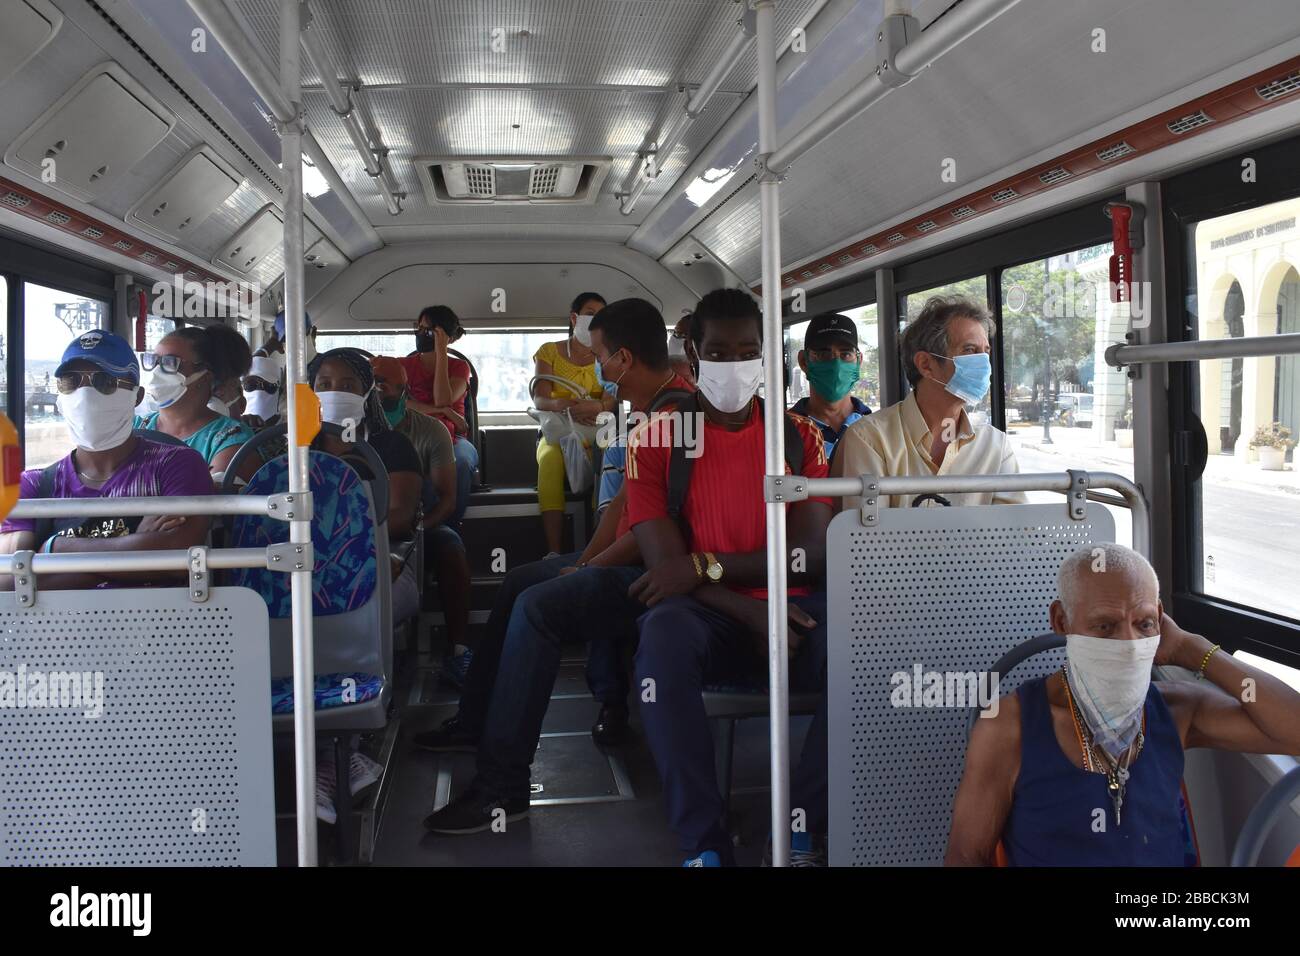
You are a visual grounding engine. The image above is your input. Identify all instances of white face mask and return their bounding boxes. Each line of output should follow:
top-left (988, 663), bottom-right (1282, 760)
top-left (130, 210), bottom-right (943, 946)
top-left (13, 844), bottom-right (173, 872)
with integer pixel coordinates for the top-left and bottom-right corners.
top-left (57, 384), bottom-right (137, 453)
top-left (573, 314), bottom-right (594, 347)
top-left (243, 388), bottom-right (278, 421)
top-left (668, 335), bottom-right (688, 360)
top-left (317, 389), bottom-right (368, 430)
top-left (146, 367), bottom-right (208, 410)
top-left (1065, 633), bottom-right (1160, 759)
top-left (696, 358), bottom-right (763, 414)
top-left (207, 396), bottom-right (231, 417)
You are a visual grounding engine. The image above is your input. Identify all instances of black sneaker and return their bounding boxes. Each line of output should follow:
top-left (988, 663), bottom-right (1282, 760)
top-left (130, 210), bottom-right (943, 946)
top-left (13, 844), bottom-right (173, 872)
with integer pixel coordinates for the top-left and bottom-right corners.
top-left (423, 786), bottom-right (530, 835)
top-left (591, 703), bottom-right (629, 746)
top-left (411, 714), bottom-right (479, 753)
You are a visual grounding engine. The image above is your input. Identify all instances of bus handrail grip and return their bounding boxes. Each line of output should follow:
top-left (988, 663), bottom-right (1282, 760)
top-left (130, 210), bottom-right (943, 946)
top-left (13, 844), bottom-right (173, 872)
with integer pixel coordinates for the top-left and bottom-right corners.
top-left (1106, 332), bottom-right (1300, 368)
top-left (0, 546), bottom-right (280, 577)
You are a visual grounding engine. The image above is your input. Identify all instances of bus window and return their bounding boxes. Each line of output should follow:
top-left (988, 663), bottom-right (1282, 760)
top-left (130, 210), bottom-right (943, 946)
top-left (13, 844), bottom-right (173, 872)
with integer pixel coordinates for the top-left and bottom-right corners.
top-left (785, 304), bottom-right (879, 409)
top-left (903, 278), bottom-right (992, 423)
top-left (145, 316), bottom-right (175, 350)
top-left (1187, 196), bottom-right (1300, 622)
top-left (999, 244), bottom-right (1134, 545)
top-left (24, 282), bottom-right (107, 469)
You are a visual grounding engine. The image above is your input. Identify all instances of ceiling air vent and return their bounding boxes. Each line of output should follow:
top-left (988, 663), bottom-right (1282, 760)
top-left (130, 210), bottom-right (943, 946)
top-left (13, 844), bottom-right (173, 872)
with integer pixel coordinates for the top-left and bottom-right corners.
top-left (2, 191), bottom-right (31, 208)
top-left (1257, 71), bottom-right (1300, 101)
top-left (82, 226), bottom-right (103, 239)
top-left (917, 219), bottom-right (938, 233)
top-left (1039, 166), bottom-right (1071, 185)
top-left (45, 210), bottom-right (69, 225)
top-left (991, 187), bottom-right (1018, 203)
top-left (858, 243), bottom-right (877, 255)
top-left (1167, 110), bottom-right (1212, 134)
top-left (1096, 141), bottom-right (1135, 162)
top-left (951, 205), bottom-right (976, 220)
top-left (887, 232), bottom-right (906, 244)
top-left (417, 156), bottom-right (611, 205)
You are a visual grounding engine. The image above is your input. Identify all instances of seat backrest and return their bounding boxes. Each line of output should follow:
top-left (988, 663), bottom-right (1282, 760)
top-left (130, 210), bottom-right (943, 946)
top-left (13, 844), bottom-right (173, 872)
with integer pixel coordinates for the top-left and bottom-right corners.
top-left (225, 451), bottom-right (389, 682)
top-left (0, 586), bottom-right (275, 865)
top-left (827, 500), bottom-right (1115, 866)
top-left (132, 427), bottom-right (187, 447)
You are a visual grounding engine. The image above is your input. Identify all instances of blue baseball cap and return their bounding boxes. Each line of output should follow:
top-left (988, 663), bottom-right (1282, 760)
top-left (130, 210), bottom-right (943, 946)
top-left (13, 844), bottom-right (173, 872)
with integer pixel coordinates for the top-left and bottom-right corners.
top-left (55, 329), bottom-right (140, 383)
top-left (274, 310), bottom-right (313, 338)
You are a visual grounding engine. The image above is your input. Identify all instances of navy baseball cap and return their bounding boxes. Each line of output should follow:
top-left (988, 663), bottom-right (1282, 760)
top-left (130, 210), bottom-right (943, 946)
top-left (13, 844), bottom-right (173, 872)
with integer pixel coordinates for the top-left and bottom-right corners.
top-left (55, 329), bottom-right (140, 382)
top-left (274, 310), bottom-right (313, 338)
top-left (804, 312), bottom-right (859, 350)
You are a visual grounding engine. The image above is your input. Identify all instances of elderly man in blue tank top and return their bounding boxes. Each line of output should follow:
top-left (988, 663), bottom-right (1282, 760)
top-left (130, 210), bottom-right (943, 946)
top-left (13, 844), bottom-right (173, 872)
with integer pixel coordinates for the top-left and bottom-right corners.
top-left (946, 543), bottom-right (1300, 866)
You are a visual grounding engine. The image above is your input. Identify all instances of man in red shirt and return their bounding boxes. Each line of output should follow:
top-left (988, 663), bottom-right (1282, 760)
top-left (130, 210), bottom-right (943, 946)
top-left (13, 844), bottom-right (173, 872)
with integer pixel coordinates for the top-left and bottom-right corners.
top-left (624, 288), bottom-right (833, 867)
top-left (401, 305), bottom-right (477, 536)
top-left (419, 299), bottom-right (695, 835)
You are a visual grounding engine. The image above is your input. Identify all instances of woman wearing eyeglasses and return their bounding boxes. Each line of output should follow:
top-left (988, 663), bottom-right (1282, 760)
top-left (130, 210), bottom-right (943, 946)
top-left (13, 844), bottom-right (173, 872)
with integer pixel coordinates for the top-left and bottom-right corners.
top-left (133, 327), bottom-right (260, 485)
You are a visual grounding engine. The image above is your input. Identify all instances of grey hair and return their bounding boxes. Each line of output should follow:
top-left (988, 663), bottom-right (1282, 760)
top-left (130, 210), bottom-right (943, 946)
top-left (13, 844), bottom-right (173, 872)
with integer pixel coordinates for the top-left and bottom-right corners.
top-left (1057, 543), bottom-right (1159, 615)
top-left (899, 295), bottom-right (994, 388)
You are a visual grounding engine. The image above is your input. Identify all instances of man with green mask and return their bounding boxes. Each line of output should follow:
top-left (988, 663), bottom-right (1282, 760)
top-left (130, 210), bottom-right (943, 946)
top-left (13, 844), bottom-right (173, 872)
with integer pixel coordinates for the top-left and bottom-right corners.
top-left (790, 312), bottom-right (872, 460)
top-left (372, 355), bottom-right (472, 671)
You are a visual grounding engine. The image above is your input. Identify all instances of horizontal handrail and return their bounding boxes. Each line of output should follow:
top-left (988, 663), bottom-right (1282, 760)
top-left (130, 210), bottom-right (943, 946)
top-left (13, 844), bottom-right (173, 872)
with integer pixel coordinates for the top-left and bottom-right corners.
top-left (9, 493), bottom-right (307, 520)
top-left (1105, 333), bottom-right (1300, 367)
top-left (0, 547), bottom-right (273, 576)
top-left (800, 471), bottom-right (1150, 558)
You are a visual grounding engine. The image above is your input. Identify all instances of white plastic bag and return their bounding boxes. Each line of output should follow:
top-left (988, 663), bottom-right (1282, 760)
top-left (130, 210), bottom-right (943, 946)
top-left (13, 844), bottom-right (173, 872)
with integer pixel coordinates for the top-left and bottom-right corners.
top-left (558, 429), bottom-right (594, 493)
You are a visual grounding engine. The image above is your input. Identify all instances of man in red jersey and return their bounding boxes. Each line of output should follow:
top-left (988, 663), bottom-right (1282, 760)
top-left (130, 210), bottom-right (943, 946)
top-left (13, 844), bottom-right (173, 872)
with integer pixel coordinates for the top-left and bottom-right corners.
top-left (624, 288), bottom-right (833, 867)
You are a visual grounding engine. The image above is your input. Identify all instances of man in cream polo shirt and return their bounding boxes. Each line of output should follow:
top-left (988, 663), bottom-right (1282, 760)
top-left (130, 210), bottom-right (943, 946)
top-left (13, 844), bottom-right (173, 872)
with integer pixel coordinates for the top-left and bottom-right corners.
top-left (831, 295), bottom-right (1026, 510)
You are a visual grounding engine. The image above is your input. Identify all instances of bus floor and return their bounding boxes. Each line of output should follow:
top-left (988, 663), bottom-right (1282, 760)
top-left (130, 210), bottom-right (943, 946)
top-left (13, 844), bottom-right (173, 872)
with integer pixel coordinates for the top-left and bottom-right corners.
top-left (274, 633), bottom-right (813, 866)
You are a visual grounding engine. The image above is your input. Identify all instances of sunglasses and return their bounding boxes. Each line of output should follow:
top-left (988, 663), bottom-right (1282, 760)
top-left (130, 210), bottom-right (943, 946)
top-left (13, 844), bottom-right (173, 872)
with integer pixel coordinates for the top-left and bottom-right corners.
top-left (241, 376), bottom-right (279, 394)
top-left (56, 371), bottom-right (137, 396)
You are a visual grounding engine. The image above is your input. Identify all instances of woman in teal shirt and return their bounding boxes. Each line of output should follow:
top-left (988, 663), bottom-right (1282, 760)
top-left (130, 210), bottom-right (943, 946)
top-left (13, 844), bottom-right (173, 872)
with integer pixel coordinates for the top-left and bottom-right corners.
top-left (134, 325), bottom-right (259, 485)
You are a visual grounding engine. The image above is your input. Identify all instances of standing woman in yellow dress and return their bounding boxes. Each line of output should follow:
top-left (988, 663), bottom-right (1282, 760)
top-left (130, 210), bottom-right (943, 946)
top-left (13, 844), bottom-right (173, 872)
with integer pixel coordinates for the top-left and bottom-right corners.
top-left (532, 293), bottom-right (616, 555)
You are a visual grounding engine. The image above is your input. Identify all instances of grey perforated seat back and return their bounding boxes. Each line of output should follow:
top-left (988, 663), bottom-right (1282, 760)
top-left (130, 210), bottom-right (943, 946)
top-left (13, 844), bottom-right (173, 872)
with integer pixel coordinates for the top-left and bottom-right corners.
top-left (0, 587), bottom-right (275, 865)
top-left (827, 502), bottom-right (1115, 866)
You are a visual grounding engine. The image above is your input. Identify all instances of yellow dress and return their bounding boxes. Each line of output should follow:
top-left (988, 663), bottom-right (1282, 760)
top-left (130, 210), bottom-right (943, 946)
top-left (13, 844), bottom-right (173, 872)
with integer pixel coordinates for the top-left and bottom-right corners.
top-left (533, 341), bottom-right (604, 512)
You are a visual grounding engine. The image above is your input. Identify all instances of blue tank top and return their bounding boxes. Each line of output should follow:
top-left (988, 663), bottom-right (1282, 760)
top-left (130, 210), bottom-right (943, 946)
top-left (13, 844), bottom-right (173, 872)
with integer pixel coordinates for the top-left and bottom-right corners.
top-left (1003, 675), bottom-right (1187, 866)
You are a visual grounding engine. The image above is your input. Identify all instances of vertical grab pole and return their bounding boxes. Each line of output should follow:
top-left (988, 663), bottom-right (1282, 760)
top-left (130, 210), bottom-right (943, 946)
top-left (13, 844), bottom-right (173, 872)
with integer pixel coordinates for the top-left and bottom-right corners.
top-left (754, 0), bottom-right (791, 869)
top-left (280, 0), bottom-right (317, 867)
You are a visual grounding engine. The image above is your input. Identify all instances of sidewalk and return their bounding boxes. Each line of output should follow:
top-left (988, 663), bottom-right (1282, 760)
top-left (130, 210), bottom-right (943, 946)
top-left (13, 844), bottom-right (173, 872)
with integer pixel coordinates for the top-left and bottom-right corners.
top-left (1007, 424), bottom-right (1300, 497)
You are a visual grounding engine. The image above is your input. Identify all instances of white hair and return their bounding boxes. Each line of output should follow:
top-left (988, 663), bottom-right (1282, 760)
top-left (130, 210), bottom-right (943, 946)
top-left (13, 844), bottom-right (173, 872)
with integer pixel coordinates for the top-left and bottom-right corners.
top-left (1057, 543), bottom-right (1159, 614)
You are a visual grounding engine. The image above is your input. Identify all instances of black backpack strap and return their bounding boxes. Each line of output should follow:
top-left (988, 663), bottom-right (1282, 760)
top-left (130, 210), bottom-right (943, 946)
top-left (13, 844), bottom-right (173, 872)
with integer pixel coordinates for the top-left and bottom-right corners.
top-left (664, 392), bottom-right (698, 524)
top-left (31, 462), bottom-right (60, 545)
top-left (783, 413), bottom-right (804, 476)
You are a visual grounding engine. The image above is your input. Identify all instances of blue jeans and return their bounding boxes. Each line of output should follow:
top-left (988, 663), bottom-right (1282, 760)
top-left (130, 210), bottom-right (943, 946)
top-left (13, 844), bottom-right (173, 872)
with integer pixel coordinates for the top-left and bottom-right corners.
top-left (633, 592), bottom-right (828, 859)
top-left (469, 561), bottom-right (645, 798)
top-left (451, 437), bottom-right (478, 527)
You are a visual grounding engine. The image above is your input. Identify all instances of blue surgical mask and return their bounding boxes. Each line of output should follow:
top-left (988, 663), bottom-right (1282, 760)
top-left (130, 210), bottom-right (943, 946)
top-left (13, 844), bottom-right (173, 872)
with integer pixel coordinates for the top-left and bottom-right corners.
top-left (594, 352), bottom-right (626, 398)
top-left (929, 351), bottom-right (991, 405)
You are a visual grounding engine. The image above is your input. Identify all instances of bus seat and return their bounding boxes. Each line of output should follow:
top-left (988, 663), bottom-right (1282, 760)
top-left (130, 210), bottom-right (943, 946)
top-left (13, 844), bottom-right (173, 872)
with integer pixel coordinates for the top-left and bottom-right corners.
top-left (225, 450), bottom-right (391, 733)
top-left (133, 427), bottom-right (187, 447)
top-left (448, 347), bottom-right (482, 490)
top-left (827, 498), bottom-right (1118, 866)
top-left (0, 586), bottom-right (275, 865)
top-left (1230, 764), bottom-right (1300, 867)
top-left (703, 686), bottom-right (821, 827)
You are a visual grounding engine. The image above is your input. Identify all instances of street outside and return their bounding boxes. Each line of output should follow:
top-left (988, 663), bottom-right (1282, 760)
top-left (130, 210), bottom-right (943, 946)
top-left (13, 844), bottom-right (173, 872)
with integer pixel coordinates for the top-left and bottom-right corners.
top-left (1008, 423), bottom-right (1300, 623)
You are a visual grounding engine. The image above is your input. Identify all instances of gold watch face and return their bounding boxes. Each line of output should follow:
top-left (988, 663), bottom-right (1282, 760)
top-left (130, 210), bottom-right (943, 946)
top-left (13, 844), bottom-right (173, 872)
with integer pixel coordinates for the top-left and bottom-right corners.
top-left (706, 563), bottom-right (723, 582)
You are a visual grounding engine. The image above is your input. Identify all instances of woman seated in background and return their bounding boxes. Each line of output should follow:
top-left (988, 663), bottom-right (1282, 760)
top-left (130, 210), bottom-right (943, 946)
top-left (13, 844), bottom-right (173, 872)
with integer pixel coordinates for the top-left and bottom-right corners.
top-left (310, 347), bottom-right (425, 624)
top-left (532, 292), bottom-right (615, 556)
top-left (205, 323), bottom-right (253, 419)
top-left (134, 325), bottom-right (259, 486)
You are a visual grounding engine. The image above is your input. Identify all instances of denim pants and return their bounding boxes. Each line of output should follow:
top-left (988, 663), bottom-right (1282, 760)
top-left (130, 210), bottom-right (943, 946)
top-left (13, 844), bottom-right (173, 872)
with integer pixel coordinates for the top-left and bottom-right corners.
top-left (451, 437), bottom-right (478, 527)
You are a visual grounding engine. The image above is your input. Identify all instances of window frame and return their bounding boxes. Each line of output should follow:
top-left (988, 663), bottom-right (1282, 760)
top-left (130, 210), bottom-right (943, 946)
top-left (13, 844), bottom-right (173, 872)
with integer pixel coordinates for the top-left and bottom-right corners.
top-left (1162, 133), bottom-right (1300, 668)
top-left (0, 231), bottom-right (116, 452)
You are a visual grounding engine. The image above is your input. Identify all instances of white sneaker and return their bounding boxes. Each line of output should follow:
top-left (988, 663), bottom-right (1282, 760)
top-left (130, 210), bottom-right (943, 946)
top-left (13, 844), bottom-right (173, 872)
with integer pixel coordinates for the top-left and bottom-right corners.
top-left (349, 751), bottom-right (383, 795)
top-left (315, 761), bottom-right (337, 825)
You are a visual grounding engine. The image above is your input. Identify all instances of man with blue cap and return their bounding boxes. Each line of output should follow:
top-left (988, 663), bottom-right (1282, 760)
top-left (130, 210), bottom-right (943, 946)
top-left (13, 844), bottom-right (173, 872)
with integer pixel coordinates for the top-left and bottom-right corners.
top-left (268, 309), bottom-right (317, 369)
top-left (0, 330), bottom-right (213, 588)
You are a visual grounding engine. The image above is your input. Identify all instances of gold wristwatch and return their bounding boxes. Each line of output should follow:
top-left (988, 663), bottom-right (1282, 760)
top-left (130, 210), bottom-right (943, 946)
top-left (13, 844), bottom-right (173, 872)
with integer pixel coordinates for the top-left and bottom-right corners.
top-left (703, 552), bottom-right (723, 583)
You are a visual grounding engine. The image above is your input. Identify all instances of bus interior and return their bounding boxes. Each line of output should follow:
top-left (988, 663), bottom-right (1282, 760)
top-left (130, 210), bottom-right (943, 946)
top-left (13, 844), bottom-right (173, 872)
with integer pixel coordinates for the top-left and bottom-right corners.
top-left (0, 0), bottom-right (1298, 874)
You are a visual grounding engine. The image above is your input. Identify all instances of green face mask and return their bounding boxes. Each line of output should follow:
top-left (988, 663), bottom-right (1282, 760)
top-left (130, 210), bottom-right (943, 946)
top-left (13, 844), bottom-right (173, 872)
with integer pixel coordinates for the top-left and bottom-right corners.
top-left (382, 393), bottom-right (407, 427)
top-left (806, 359), bottom-right (860, 403)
